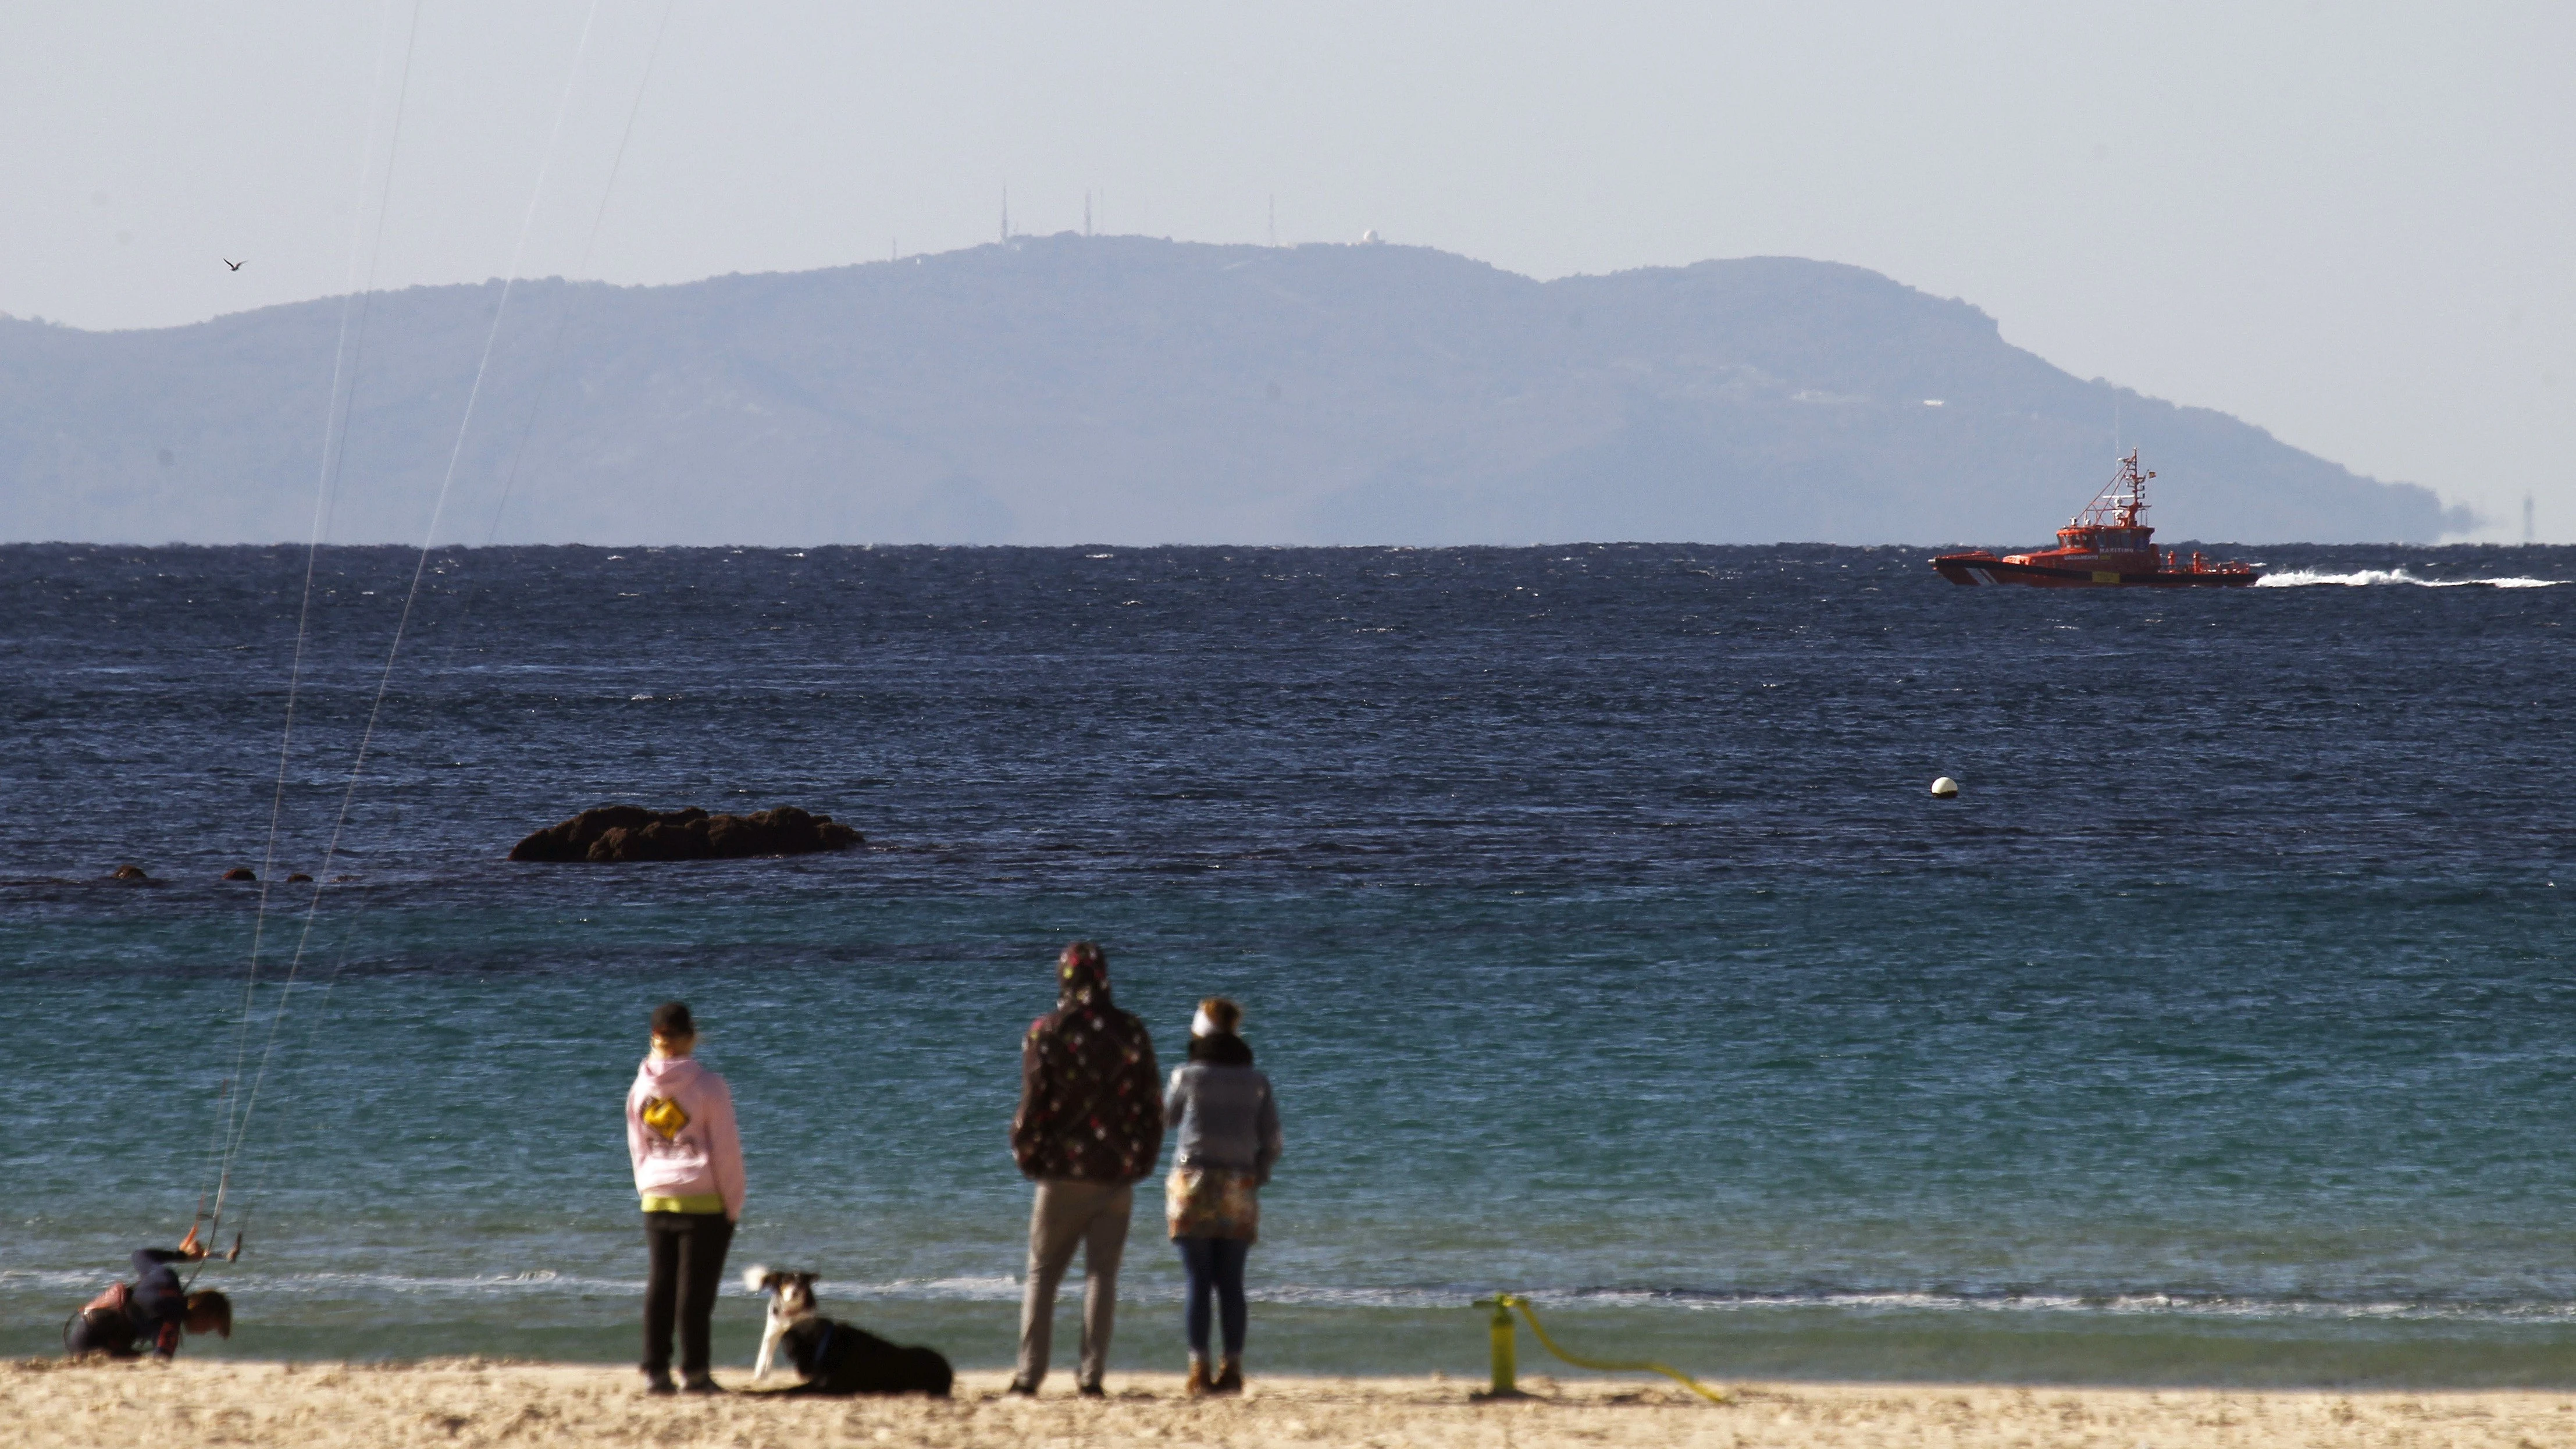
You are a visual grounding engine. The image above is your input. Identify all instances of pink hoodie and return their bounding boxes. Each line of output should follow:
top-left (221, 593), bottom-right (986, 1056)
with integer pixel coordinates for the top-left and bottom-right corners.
top-left (626, 1055), bottom-right (746, 1220)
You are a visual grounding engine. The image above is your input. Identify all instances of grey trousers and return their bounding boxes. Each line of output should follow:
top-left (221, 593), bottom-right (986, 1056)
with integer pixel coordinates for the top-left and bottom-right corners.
top-left (1015, 1179), bottom-right (1133, 1389)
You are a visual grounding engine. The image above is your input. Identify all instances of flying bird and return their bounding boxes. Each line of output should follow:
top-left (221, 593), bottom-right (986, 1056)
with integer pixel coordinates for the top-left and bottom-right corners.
top-left (222, 258), bottom-right (244, 271)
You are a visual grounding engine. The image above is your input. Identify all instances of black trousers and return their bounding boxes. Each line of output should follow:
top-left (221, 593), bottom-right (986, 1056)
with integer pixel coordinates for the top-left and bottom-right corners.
top-left (642, 1211), bottom-right (735, 1379)
top-left (63, 1308), bottom-right (141, 1359)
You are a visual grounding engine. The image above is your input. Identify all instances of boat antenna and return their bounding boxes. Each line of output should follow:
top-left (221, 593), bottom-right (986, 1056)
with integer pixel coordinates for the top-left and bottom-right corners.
top-left (2071, 450), bottom-right (2153, 530)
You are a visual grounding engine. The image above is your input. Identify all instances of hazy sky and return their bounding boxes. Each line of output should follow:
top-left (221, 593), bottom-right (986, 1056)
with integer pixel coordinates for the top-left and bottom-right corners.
top-left (4, 2), bottom-right (2568, 539)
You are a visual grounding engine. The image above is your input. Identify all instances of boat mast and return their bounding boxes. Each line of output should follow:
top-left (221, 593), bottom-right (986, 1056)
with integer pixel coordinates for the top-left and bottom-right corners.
top-left (2071, 450), bottom-right (2154, 531)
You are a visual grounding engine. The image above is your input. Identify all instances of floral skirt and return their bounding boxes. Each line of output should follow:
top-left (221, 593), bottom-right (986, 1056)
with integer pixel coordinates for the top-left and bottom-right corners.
top-left (1165, 1164), bottom-right (1260, 1242)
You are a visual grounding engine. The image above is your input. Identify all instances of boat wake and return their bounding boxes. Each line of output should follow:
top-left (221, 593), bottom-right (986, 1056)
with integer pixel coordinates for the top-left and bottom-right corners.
top-left (2255, 568), bottom-right (2562, 589)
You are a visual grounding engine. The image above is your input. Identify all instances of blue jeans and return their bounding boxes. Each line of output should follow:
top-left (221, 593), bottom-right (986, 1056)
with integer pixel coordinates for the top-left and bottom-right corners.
top-left (1175, 1236), bottom-right (1250, 1357)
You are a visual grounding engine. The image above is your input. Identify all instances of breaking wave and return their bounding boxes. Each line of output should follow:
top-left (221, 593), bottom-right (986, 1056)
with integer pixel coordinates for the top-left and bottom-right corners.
top-left (2256, 568), bottom-right (2563, 588)
top-left (17, 1267), bottom-right (2571, 1325)
top-left (1513, 1288), bottom-right (2576, 1324)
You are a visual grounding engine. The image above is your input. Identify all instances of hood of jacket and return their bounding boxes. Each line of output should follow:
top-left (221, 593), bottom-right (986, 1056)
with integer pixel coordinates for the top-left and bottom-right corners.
top-left (636, 1054), bottom-right (712, 1093)
top-left (1058, 952), bottom-right (1113, 1010)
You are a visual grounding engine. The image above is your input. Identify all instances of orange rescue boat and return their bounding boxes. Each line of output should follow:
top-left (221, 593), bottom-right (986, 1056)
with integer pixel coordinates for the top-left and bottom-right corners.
top-left (1933, 451), bottom-right (2258, 588)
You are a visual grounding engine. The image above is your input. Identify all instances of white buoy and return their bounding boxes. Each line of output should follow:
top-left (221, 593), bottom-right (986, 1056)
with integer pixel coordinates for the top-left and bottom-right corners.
top-left (1930, 777), bottom-right (1959, 798)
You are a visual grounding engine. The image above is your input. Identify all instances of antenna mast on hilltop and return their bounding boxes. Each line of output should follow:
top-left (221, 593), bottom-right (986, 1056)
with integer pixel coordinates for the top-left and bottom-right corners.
top-left (1084, 191), bottom-right (1092, 237)
top-left (1000, 187), bottom-right (1009, 243)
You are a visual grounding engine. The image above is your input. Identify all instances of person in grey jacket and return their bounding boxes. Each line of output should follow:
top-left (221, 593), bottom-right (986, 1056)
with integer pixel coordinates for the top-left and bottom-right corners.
top-left (1161, 996), bottom-right (1283, 1397)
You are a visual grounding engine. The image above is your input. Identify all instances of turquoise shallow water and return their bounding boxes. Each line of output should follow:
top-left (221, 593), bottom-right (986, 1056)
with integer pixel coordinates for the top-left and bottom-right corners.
top-left (6, 542), bottom-right (2575, 1384)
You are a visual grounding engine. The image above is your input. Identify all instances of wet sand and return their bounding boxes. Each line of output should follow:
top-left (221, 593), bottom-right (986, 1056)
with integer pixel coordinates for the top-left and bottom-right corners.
top-left (10, 1361), bottom-right (2574, 1448)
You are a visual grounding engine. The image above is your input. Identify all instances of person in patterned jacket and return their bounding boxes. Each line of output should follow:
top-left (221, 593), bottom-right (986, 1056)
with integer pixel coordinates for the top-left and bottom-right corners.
top-left (1007, 941), bottom-right (1163, 1395)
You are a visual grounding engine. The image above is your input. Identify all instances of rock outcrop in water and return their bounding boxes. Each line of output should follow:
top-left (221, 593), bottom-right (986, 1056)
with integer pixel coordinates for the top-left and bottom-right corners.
top-left (509, 806), bottom-right (861, 863)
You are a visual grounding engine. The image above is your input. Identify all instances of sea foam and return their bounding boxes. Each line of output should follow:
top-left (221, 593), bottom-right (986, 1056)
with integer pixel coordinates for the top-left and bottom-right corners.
top-left (2256, 568), bottom-right (2562, 588)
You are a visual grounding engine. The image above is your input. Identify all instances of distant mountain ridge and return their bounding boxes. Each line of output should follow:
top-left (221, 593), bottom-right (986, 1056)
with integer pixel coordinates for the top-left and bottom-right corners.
top-left (0, 236), bottom-right (2465, 545)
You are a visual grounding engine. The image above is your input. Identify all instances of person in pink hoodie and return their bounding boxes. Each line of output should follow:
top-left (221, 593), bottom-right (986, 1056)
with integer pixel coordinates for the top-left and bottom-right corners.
top-left (625, 1001), bottom-right (746, 1394)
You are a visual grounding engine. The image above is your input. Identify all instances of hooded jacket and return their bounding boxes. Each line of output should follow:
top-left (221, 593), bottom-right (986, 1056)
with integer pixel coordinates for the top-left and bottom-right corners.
top-left (626, 1053), bottom-right (746, 1220)
top-left (1166, 1034), bottom-right (1283, 1183)
top-left (1010, 953), bottom-right (1164, 1183)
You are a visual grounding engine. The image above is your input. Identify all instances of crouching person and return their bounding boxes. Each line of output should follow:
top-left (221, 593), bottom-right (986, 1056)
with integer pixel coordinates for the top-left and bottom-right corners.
top-left (64, 1242), bottom-right (231, 1359)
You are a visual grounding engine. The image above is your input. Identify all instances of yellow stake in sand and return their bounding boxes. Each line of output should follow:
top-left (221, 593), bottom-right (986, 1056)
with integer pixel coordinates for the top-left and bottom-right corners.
top-left (1470, 1294), bottom-right (1729, 1404)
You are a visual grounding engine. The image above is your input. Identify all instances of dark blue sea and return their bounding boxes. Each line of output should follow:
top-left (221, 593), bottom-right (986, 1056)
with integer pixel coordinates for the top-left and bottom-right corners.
top-left (6, 542), bottom-right (2574, 1386)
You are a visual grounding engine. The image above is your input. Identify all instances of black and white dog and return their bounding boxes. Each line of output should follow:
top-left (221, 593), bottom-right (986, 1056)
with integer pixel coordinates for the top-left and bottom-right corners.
top-left (743, 1266), bottom-right (953, 1397)
top-left (744, 1266), bottom-right (820, 1383)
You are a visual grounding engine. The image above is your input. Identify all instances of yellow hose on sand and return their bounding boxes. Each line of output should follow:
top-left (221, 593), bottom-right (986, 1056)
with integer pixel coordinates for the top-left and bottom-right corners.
top-left (1472, 1293), bottom-right (1729, 1405)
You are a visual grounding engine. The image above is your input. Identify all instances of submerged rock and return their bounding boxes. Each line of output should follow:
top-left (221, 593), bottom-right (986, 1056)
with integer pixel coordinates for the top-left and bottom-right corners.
top-left (222, 867), bottom-right (256, 881)
top-left (509, 805), bottom-right (862, 863)
top-left (111, 864), bottom-right (149, 881)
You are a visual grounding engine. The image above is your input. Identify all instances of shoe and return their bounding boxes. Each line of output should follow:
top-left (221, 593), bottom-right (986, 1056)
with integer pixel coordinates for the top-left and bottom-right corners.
top-left (681, 1376), bottom-right (725, 1394)
top-left (1006, 1379), bottom-right (1040, 1397)
top-left (1077, 1382), bottom-right (1107, 1398)
top-left (643, 1372), bottom-right (676, 1395)
top-left (1184, 1358), bottom-right (1212, 1398)
top-left (1212, 1358), bottom-right (1243, 1395)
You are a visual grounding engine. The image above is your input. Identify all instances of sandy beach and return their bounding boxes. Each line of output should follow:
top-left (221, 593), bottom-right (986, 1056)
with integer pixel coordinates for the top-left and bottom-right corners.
top-left (9, 1361), bottom-right (2573, 1448)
